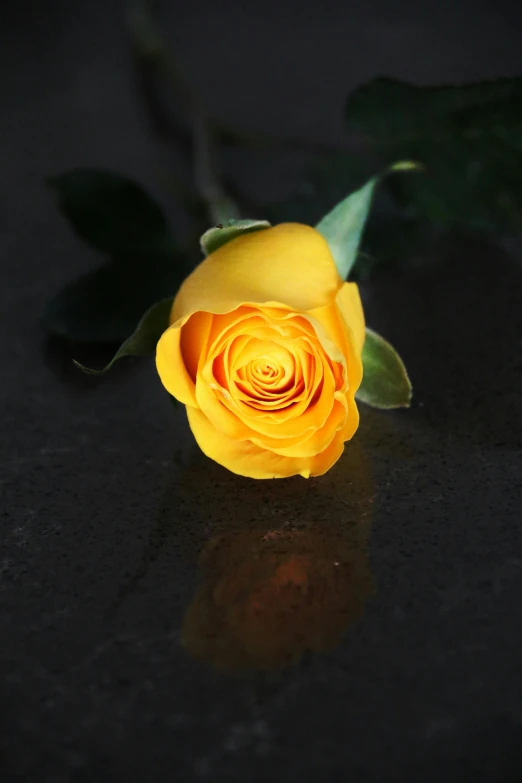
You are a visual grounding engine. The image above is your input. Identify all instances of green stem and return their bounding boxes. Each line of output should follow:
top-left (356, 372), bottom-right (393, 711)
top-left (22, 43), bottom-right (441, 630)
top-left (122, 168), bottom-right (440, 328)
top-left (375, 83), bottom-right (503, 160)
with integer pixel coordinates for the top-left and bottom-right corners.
top-left (192, 113), bottom-right (240, 224)
top-left (126, 0), bottom-right (240, 224)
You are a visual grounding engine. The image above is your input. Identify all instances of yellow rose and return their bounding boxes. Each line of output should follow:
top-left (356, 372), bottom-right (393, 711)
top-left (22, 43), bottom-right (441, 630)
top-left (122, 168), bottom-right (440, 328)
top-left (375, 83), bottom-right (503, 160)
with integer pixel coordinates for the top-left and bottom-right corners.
top-left (156, 223), bottom-right (365, 479)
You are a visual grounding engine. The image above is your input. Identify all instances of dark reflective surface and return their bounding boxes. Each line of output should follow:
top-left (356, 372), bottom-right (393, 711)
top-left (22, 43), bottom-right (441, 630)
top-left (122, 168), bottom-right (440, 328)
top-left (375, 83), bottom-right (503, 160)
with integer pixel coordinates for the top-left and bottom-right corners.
top-left (360, 232), bottom-right (522, 450)
top-left (3, 1), bottom-right (522, 781)
top-left (180, 442), bottom-right (374, 671)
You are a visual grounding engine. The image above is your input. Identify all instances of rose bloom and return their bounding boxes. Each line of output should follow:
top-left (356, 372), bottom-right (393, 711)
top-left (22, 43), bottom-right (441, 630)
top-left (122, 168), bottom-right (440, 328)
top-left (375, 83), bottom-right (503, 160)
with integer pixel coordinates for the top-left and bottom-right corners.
top-left (156, 223), bottom-right (365, 478)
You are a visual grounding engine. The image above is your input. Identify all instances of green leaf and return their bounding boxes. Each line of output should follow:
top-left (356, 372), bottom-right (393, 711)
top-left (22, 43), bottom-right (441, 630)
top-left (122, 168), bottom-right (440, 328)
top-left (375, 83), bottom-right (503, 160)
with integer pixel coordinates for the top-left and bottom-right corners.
top-left (73, 297), bottom-right (173, 375)
top-left (44, 251), bottom-right (190, 343)
top-left (200, 219), bottom-right (270, 256)
top-left (315, 162), bottom-right (419, 280)
top-left (48, 169), bottom-right (173, 255)
top-left (345, 77), bottom-right (522, 231)
top-left (356, 328), bottom-right (412, 409)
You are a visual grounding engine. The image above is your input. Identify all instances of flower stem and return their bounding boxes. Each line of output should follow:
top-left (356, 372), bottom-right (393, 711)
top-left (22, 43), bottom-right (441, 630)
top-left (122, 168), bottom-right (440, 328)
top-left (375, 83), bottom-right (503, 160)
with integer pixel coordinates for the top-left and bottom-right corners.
top-left (125, 0), bottom-right (240, 224)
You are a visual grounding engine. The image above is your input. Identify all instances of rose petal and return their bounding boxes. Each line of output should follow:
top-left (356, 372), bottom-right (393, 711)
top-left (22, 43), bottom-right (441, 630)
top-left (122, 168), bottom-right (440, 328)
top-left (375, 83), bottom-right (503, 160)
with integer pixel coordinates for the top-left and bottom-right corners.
top-left (308, 297), bottom-right (363, 395)
top-left (156, 311), bottom-right (212, 407)
top-left (171, 224), bottom-right (342, 322)
top-left (249, 394), bottom-right (349, 458)
top-left (335, 282), bottom-right (366, 355)
top-left (186, 406), bottom-right (347, 479)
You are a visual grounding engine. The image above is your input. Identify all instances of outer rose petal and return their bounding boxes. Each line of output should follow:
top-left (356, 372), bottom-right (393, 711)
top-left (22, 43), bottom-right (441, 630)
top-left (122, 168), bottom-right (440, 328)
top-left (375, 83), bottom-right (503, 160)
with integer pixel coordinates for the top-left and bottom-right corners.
top-left (249, 395), bottom-right (349, 458)
top-left (171, 224), bottom-right (343, 323)
top-left (187, 406), bottom-right (346, 479)
top-left (335, 282), bottom-right (366, 355)
top-left (308, 293), bottom-right (363, 396)
top-left (340, 394), bottom-right (360, 442)
top-left (156, 312), bottom-right (212, 407)
top-left (156, 317), bottom-right (197, 406)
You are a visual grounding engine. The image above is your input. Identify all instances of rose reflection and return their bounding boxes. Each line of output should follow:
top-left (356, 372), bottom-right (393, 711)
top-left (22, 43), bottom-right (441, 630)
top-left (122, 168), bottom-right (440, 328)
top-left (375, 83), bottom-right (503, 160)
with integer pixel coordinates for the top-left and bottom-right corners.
top-left (181, 440), bottom-right (374, 671)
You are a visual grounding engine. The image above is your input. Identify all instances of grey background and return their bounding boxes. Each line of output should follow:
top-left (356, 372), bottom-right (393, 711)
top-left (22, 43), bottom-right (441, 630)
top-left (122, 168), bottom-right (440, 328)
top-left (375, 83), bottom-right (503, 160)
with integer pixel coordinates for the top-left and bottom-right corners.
top-left (1, 1), bottom-right (522, 780)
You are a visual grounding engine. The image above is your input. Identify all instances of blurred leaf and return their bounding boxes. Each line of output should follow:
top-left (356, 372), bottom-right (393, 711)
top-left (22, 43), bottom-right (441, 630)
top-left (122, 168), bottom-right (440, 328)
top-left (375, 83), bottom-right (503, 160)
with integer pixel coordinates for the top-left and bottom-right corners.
top-left (356, 328), bottom-right (412, 409)
top-left (74, 297), bottom-right (173, 375)
top-left (200, 219), bottom-right (270, 256)
top-left (48, 169), bottom-right (173, 255)
top-left (45, 250), bottom-right (189, 343)
top-left (345, 77), bottom-right (522, 231)
top-left (315, 162), bottom-right (419, 279)
top-left (345, 77), bottom-right (522, 140)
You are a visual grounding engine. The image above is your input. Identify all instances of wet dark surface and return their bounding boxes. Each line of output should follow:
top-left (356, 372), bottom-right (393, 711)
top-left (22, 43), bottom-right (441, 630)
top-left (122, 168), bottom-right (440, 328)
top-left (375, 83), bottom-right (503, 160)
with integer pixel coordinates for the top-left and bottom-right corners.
top-left (2, 1), bottom-right (522, 781)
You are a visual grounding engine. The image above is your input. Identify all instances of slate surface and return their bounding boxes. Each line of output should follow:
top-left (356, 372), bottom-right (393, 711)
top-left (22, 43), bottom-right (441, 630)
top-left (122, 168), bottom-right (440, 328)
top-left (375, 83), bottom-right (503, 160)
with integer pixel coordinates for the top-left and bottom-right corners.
top-left (1, 1), bottom-right (522, 781)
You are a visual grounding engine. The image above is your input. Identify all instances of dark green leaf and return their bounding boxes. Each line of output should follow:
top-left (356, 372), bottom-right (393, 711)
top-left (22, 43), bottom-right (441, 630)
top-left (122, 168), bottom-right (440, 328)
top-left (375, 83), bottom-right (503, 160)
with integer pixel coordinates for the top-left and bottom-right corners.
top-left (356, 328), bottom-right (412, 409)
top-left (48, 169), bottom-right (173, 255)
top-left (200, 219), bottom-right (270, 256)
top-left (345, 77), bottom-right (522, 141)
top-left (44, 251), bottom-right (190, 343)
top-left (345, 77), bottom-right (522, 231)
top-left (74, 297), bottom-right (173, 375)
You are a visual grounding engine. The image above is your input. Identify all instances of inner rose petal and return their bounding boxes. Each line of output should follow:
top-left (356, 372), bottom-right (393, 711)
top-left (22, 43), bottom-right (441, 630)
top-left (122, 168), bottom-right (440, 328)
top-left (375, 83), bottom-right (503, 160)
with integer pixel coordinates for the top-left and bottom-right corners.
top-left (208, 309), bottom-right (299, 361)
top-left (232, 338), bottom-right (298, 409)
top-left (234, 345), bottom-right (337, 438)
top-left (195, 305), bottom-right (348, 446)
top-left (233, 338), bottom-right (294, 376)
top-left (234, 352), bottom-right (329, 435)
top-left (235, 380), bottom-right (305, 410)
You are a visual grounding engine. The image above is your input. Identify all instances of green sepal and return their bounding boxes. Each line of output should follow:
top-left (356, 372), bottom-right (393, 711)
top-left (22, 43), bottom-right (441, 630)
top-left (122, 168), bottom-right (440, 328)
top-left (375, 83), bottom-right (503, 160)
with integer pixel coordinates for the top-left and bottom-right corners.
top-left (315, 162), bottom-right (420, 280)
top-left (200, 219), bottom-right (270, 256)
top-left (73, 297), bottom-right (173, 375)
top-left (356, 328), bottom-right (412, 409)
